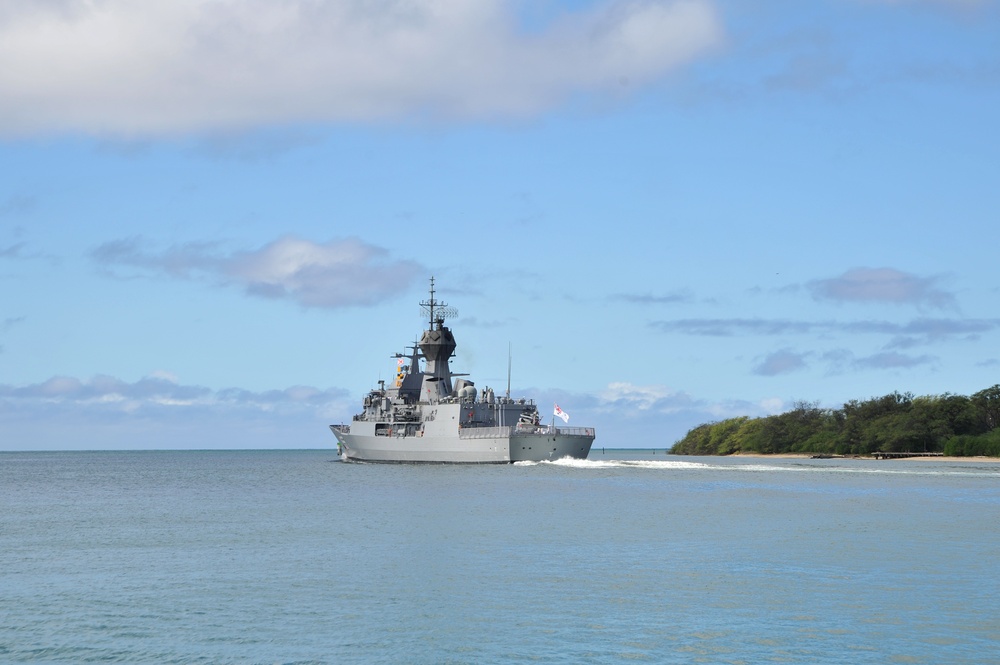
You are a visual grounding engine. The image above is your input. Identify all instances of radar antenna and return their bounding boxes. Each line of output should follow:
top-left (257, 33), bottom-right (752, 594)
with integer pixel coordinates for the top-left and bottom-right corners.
top-left (419, 276), bottom-right (457, 328)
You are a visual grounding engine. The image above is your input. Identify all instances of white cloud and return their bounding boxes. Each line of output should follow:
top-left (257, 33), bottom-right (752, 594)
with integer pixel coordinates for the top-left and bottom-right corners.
top-left (91, 235), bottom-right (423, 308)
top-left (0, 0), bottom-right (723, 137)
top-left (598, 381), bottom-right (695, 412)
top-left (226, 236), bottom-right (421, 307)
top-left (757, 397), bottom-right (786, 414)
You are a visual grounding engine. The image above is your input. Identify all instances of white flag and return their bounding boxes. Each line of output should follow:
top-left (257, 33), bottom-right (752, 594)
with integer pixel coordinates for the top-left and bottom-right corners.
top-left (554, 404), bottom-right (570, 423)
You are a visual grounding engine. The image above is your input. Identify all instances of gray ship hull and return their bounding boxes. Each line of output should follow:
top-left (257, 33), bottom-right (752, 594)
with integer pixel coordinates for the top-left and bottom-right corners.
top-left (331, 425), bottom-right (594, 464)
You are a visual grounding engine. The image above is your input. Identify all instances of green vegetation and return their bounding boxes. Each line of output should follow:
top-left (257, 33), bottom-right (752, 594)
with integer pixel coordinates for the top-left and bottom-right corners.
top-left (671, 384), bottom-right (1000, 457)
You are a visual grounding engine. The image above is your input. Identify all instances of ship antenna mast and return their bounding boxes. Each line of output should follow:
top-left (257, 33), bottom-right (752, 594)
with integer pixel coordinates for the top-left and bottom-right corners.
top-left (506, 342), bottom-right (512, 400)
top-left (419, 276), bottom-right (457, 329)
top-left (428, 277), bottom-right (437, 328)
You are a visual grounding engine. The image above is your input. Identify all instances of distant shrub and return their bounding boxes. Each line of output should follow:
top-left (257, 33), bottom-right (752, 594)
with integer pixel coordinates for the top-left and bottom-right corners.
top-left (943, 430), bottom-right (1000, 457)
top-left (671, 386), bottom-right (1000, 457)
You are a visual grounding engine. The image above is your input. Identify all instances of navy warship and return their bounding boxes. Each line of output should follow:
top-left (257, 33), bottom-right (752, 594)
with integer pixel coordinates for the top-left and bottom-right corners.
top-left (330, 279), bottom-right (596, 463)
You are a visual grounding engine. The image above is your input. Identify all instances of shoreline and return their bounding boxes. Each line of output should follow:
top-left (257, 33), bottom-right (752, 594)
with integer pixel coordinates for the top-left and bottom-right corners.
top-left (730, 452), bottom-right (1000, 462)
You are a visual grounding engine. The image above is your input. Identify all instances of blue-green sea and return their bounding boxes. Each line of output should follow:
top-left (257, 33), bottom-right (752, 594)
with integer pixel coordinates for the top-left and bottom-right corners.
top-left (2, 449), bottom-right (999, 664)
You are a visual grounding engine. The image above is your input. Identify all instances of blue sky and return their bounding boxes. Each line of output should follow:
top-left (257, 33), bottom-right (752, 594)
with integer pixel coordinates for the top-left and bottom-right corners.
top-left (2, 0), bottom-right (998, 450)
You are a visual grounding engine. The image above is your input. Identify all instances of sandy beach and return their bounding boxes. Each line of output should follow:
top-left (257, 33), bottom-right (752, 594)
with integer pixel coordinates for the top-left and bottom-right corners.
top-left (887, 455), bottom-right (1000, 462)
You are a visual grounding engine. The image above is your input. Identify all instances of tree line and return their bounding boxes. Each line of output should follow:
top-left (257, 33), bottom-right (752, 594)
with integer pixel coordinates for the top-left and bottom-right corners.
top-left (670, 385), bottom-right (1000, 457)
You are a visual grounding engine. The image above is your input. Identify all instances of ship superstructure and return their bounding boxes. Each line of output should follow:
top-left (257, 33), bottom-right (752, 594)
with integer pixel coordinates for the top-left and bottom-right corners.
top-left (330, 279), bottom-right (595, 463)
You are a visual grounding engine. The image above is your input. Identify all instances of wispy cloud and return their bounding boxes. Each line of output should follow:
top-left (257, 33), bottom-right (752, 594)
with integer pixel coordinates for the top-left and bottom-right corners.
top-left (807, 267), bottom-right (956, 309)
top-left (2, 316), bottom-right (25, 333)
top-left (0, 242), bottom-right (26, 259)
top-left (0, 374), bottom-right (349, 414)
top-left (748, 347), bottom-right (939, 376)
top-left (845, 319), bottom-right (995, 338)
top-left (0, 376), bottom-right (347, 416)
top-left (3, 375), bottom-right (210, 405)
top-left (651, 318), bottom-right (815, 336)
top-left (0, 195), bottom-right (37, 217)
top-left (0, 235), bottom-right (58, 264)
top-left (854, 351), bottom-right (936, 370)
top-left (651, 317), bottom-right (999, 345)
top-left (671, 0), bottom-right (996, 110)
top-left (861, 0), bottom-right (991, 8)
top-left (764, 52), bottom-right (849, 94)
top-left (753, 349), bottom-right (808, 376)
top-left (193, 128), bottom-right (324, 162)
top-left (0, 0), bottom-right (723, 137)
top-left (823, 349), bottom-right (937, 372)
top-left (91, 235), bottom-right (423, 308)
top-left (0, 374), bottom-right (352, 450)
top-left (614, 290), bottom-right (695, 305)
top-left (91, 237), bottom-right (222, 279)
top-left (0, 316), bottom-right (21, 355)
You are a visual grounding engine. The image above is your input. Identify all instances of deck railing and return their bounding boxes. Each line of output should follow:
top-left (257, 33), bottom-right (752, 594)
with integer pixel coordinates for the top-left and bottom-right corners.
top-left (554, 427), bottom-right (596, 437)
top-left (459, 425), bottom-right (595, 439)
top-left (459, 426), bottom-right (512, 439)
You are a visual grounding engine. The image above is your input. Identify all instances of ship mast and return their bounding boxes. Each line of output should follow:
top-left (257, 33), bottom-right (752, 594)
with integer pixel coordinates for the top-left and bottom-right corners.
top-left (419, 276), bottom-right (458, 330)
top-left (506, 342), bottom-right (511, 400)
top-left (421, 276), bottom-right (440, 330)
top-left (418, 277), bottom-right (458, 402)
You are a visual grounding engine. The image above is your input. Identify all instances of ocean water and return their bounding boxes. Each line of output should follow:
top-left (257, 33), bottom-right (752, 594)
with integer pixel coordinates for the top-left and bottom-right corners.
top-left (2, 450), bottom-right (999, 664)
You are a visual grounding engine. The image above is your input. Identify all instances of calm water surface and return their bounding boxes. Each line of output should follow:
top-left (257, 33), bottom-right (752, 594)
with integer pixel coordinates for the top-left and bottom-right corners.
top-left (2, 449), bottom-right (999, 664)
